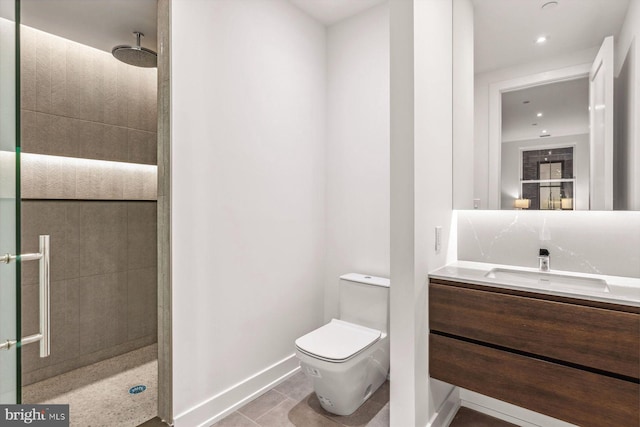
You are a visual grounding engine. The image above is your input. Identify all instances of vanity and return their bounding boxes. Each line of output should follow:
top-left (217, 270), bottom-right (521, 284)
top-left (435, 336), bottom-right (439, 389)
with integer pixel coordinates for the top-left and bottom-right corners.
top-left (439, 0), bottom-right (640, 424)
top-left (428, 262), bottom-right (640, 427)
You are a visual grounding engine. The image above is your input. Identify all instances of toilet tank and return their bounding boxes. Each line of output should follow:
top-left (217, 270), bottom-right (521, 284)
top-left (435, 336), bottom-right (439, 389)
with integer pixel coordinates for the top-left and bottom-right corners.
top-left (339, 273), bottom-right (390, 333)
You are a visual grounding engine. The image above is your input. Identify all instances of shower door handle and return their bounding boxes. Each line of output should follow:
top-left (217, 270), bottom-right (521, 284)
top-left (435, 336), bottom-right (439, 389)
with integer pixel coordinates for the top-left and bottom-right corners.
top-left (0, 235), bottom-right (50, 357)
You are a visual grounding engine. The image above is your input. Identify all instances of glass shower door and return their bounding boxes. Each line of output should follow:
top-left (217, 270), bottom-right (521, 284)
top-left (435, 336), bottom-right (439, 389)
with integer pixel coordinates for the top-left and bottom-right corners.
top-left (0, 0), bottom-right (20, 404)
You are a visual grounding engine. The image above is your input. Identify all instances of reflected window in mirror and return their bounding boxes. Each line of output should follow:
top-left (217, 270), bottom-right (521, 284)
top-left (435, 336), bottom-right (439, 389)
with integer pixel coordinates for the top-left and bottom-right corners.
top-left (519, 147), bottom-right (575, 211)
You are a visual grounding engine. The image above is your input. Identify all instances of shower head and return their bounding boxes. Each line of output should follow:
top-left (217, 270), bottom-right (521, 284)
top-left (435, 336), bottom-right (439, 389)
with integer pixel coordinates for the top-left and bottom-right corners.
top-left (112, 32), bottom-right (157, 68)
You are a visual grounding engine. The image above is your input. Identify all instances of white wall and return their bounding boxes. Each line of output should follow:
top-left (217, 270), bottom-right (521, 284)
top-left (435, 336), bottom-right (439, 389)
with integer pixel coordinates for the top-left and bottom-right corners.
top-left (501, 134), bottom-right (590, 210)
top-left (390, 1), bottom-right (456, 425)
top-left (474, 48), bottom-right (598, 208)
top-left (614, 0), bottom-right (640, 210)
top-left (457, 210), bottom-right (640, 278)
top-left (615, 46), bottom-right (633, 209)
top-left (171, 1), bottom-right (326, 425)
top-left (324, 3), bottom-right (390, 322)
top-left (615, 0), bottom-right (640, 75)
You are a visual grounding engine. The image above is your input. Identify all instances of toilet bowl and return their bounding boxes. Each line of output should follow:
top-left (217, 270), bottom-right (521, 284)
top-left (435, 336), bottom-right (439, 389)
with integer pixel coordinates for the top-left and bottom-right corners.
top-left (295, 274), bottom-right (390, 416)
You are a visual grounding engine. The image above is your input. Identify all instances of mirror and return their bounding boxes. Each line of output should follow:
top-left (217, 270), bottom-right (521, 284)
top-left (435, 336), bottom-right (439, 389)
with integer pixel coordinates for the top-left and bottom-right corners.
top-left (453, 0), bottom-right (639, 210)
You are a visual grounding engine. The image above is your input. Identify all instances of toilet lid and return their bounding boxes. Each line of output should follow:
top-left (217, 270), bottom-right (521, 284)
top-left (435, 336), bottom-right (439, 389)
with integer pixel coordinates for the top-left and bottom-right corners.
top-left (295, 319), bottom-right (381, 362)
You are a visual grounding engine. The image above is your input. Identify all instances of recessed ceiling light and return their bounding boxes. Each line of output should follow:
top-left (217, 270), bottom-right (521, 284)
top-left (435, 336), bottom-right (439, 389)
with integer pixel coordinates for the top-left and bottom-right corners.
top-left (532, 123), bottom-right (538, 126)
top-left (542, 129), bottom-right (548, 134)
top-left (541, 1), bottom-right (559, 11)
top-left (523, 100), bottom-right (530, 104)
top-left (537, 112), bottom-right (543, 117)
top-left (536, 36), bottom-right (548, 44)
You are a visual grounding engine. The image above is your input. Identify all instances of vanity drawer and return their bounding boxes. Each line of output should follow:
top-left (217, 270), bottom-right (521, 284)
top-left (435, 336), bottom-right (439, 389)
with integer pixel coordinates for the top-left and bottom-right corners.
top-left (429, 281), bottom-right (640, 379)
top-left (429, 333), bottom-right (640, 427)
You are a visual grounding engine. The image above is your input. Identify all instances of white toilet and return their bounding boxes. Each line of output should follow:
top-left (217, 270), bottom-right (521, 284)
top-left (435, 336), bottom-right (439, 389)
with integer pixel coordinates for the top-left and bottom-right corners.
top-left (295, 273), bottom-right (390, 416)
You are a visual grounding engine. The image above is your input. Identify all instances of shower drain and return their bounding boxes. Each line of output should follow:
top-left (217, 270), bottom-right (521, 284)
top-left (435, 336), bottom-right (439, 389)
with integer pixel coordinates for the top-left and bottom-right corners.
top-left (129, 385), bottom-right (147, 395)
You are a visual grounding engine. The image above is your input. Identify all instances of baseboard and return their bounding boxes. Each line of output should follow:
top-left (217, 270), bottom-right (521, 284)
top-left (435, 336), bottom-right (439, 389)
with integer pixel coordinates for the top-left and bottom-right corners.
top-left (427, 386), bottom-right (460, 427)
top-left (460, 389), bottom-right (578, 427)
top-left (173, 354), bottom-right (300, 427)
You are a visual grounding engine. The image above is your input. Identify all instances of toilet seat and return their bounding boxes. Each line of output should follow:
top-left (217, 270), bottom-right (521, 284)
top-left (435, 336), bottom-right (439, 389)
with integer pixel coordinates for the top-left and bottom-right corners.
top-left (295, 319), bottom-right (382, 363)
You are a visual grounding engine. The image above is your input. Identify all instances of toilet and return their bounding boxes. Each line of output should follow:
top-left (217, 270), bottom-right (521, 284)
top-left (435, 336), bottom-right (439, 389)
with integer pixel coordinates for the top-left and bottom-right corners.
top-left (295, 273), bottom-right (390, 416)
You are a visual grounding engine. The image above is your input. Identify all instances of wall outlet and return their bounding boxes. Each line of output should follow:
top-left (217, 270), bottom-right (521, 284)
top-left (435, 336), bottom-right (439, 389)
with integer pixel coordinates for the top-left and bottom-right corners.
top-left (435, 226), bottom-right (442, 253)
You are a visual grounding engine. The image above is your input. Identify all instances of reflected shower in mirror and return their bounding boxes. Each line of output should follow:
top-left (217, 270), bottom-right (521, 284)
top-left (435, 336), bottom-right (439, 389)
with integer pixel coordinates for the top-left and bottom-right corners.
top-left (452, 0), bottom-right (639, 211)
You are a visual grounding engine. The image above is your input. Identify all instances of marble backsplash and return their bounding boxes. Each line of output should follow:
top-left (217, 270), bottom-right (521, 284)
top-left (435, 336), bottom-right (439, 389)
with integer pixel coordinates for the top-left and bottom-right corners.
top-left (457, 210), bottom-right (640, 278)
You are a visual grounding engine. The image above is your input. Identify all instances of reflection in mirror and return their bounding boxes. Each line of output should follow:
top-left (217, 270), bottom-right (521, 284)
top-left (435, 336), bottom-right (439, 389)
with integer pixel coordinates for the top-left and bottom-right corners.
top-left (453, 0), bottom-right (639, 211)
top-left (501, 79), bottom-right (589, 210)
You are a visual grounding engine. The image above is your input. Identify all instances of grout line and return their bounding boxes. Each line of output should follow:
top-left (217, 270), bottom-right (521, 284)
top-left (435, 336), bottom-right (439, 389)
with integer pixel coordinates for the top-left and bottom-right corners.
top-left (20, 108), bottom-right (157, 134)
top-left (253, 398), bottom-right (294, 426)
top-left (270, 388), bottom-right (286, 398)
top-left (238, 390), bottom-right (287, 421)
top-left (235, 411), bottom-right (261, 426)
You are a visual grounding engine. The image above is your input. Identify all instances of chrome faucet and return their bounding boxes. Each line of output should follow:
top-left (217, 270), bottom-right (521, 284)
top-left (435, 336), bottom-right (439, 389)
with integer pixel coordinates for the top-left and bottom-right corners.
top-left (539, 249), bottom-right (550, 271)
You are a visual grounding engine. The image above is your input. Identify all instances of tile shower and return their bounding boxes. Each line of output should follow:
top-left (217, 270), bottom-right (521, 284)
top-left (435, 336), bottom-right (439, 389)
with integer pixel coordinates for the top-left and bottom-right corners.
top-left (18, 23), bottom-right (158, 398)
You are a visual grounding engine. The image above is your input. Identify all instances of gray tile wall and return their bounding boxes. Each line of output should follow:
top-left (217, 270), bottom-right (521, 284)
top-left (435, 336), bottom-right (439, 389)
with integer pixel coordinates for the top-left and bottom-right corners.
top-left (20, 26), bottom-right (158, 385)
top-left (21, 201), bottom-right (158, 385)
top-left (20, 26), bottom-right (157, 164)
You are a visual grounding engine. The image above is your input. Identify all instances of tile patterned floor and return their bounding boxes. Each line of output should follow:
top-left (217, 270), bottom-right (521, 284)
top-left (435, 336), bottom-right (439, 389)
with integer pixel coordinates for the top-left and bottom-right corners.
top-left (23, 344), bottom-right (158, 427)
top-left (21, 348), bottom-right (520, 427)
top-left (211, 372), bottom-right (390, 427)
top-left (211, 372), bottom-right (519, 427)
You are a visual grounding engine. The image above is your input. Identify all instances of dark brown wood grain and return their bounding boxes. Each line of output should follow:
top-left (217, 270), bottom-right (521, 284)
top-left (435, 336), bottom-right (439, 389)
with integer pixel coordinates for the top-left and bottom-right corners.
top-left (430, 333), bottom-right (640, 427)
top-left (450, 407), bottom-right (517, 427)
top-left (430, 278), bottom-right (640, 314)
top-left (429, 282), bottom-right (640, 379)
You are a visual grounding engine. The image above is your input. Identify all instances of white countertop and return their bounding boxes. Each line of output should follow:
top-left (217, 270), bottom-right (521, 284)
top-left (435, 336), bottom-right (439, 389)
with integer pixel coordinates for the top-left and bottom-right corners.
top-left (429, 261), bottom-right (640, 307)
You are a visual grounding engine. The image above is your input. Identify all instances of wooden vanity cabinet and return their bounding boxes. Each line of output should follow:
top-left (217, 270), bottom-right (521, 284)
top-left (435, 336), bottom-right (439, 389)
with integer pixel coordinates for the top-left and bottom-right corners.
top-left (429, 278), bottom-right (640, 427)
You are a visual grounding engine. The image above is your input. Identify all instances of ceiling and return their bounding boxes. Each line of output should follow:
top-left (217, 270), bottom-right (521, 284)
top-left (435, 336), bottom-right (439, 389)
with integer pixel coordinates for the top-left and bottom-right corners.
top-left (18, 0), bottom-right (386, 55)
top-left (20, 0), bottom-right (157, 54)
top-left (289, 0), bottom-right (386, 25)
top-left (472, 0), bottom-right (630, 74)
top-left (502, 77), bottom-right (589, 142)
top-left (18, 0), bottom-right (630, 69)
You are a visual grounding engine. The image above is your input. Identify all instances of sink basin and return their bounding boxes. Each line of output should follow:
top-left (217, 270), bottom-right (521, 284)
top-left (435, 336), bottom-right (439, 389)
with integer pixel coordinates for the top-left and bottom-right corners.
top-left (485, 268), bottom-right (609, 293)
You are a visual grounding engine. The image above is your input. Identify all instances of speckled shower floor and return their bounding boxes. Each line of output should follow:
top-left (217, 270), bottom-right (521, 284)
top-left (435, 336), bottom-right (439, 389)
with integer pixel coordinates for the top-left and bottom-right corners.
top-left (22, 344), bottom-right (157, 427)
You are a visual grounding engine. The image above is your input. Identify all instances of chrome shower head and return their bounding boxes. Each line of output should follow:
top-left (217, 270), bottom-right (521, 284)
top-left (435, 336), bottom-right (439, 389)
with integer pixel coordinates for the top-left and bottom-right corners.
top-left (112, 32), bottom-right (157, 68)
